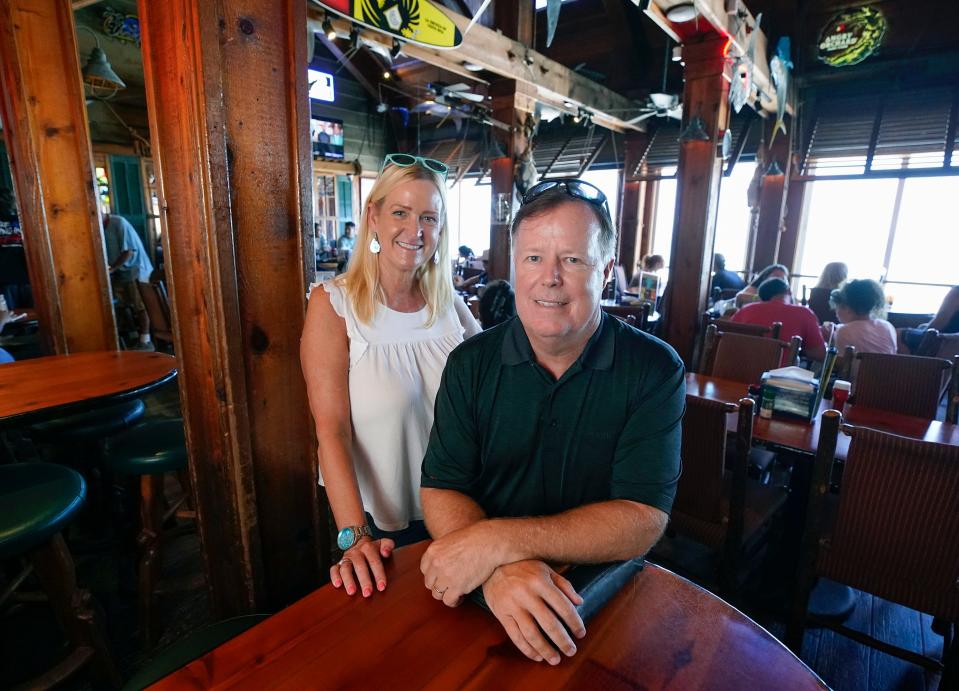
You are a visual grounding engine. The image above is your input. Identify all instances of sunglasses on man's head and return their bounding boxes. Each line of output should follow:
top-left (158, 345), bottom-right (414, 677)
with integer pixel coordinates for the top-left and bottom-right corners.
top-left (521, 178), bottom-right (610, 218)
top-left (380, 153), bottom-right (449, 179)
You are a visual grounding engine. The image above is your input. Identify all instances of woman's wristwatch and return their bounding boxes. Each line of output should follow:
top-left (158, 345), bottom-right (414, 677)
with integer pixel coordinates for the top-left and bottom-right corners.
top-left (337, 524), bottom-right (372, 550)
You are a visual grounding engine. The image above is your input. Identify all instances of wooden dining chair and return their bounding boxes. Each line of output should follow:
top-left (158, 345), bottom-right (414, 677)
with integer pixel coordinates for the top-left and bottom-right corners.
top-left (948, 354), bottom-right (959, 424)
top-left (851, 352), bottom-right (953, 419)
top-left (603, 303), bottom-right (651, 331)
top-left (699, 324), bottom-right (802, 384)
top-left (787, 412), bottom-right (959, 682)
top-left (663, 395), bottom-right (788, 596)
top-left (710, 318), bottom-right (783, 340)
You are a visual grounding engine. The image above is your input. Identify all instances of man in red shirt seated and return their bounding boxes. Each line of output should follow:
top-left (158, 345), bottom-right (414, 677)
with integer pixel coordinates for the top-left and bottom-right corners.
top-left (731, 277), bottom-right (827, 361)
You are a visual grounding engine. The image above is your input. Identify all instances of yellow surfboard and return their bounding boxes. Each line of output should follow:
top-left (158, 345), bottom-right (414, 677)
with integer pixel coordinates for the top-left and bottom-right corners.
top-left (317, 0), bottom-right (463, 50)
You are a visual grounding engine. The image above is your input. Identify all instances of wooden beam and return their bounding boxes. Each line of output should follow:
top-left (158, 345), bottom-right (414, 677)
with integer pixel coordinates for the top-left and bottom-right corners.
top-left (661, 35), bottom-right (730, 367)
top-left (487, 78), bottom-right (526, 281)
top-left (139, 0), bottom-right (322, 614)
top-left (778, 164), bottom-right (808, 275)
top-left (307, 6), bottom-right (645, 132)
top-left (0, 0), bottom-right (117, 354)
top-left (619, 131), bottom-right (651, 283)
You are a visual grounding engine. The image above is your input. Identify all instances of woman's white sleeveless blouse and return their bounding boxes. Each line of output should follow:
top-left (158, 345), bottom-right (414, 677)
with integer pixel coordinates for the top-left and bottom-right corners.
top-left (316, 281), bottom-right (465, 531)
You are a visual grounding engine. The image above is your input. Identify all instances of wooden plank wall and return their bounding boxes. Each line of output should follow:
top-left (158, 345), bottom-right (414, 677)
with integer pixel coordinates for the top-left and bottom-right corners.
top-left (0, 0), bottom-right (117, 354)
top-left (139, 0), bottom-right (322, 614)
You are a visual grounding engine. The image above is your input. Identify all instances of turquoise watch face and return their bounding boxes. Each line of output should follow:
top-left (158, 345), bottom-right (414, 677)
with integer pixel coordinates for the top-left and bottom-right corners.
top-left (337, 527), bottom-right (355, 550)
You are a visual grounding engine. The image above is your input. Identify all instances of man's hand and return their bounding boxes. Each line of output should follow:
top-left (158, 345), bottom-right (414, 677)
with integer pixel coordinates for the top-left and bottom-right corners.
top-left (481, 560), bottom-right (585, 665)
top-left (420, 521), bottom-right (502, 606)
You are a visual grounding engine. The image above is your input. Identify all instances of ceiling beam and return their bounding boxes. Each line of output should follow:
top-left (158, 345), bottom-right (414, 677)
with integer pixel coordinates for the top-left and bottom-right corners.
top-left (306, 3), bottom-right (645, 132)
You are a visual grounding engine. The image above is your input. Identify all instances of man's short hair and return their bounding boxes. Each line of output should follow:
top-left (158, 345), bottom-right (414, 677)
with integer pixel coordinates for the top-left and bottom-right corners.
top-left (758, 277), bottom-right (790, 301)
top-left (714, 253), bottom-right (726, 271)
top-left (344, 221), bottom-right (355, 230)
top-left (510, 188), bottom-right (617, 265)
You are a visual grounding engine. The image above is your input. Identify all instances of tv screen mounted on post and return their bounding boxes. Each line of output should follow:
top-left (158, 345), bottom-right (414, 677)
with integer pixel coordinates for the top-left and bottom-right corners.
top-left (311, 117), bottom-right (344, 160)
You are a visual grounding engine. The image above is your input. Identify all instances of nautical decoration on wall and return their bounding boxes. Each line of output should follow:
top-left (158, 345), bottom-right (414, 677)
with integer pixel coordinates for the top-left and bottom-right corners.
top-left (728, 13), bottom-right (762, 113)
top-left (100, 6), bottom-right (140, 46)
top-left (316, 0), bottom-right (463, 49)
top-left (817, 6), bottom-right (886, 68)
top-left (768, 37), bottom-right (793, 144)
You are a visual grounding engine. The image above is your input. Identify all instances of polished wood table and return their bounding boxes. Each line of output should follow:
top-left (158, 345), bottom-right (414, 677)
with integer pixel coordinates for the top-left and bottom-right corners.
top-left (151, 542), bottom-right (826, 690)
top-left (0, 351), bottom-right (177, 425)
top-left (686, 373), bottom-right (959, 458)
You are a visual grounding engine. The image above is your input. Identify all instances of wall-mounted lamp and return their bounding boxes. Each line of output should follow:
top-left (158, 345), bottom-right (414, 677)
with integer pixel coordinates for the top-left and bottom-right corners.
top-left (665, 2), bottom-right (697, 22)
top-left (322, 16), bottom-right (336, 40)
top-left (77, 25), bottom-right (125, 101)
top-left (679, 115), bottom-right (711, 142)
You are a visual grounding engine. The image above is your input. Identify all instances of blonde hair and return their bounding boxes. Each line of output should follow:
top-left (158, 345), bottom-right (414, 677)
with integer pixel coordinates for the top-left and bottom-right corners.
top-left (815, 262), bottom-right (848, 290)
top-left (336, 164), bottom-right (453, 326)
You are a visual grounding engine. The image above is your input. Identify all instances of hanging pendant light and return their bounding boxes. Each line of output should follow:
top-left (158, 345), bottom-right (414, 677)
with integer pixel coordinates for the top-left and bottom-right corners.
top-left (78, 26), bottom-right (125, 101)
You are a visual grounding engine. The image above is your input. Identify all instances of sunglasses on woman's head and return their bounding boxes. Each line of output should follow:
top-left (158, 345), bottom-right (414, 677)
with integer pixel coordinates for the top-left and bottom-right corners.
top-left (521, 178), bottom-right (610, 218)
top-left (380, 153), bottom-right (449, 179)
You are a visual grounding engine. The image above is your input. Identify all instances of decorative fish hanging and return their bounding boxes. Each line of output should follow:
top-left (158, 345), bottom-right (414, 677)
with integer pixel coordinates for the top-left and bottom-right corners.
top-left (546, 0), bottom-right (562, 48)
top-left (729, 13), bottom-right (762, 113)
top-left (769, 37), bottom-right (793, 145)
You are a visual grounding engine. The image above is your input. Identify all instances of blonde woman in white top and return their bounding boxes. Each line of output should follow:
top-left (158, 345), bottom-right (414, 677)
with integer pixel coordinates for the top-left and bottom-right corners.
top-left (301, 155), bottom-right (480, 600)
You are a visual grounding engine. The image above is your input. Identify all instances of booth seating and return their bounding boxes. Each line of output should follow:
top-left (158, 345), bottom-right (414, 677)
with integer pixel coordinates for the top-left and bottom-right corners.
top-left (105, 419), bottom-right (192, 646)
top-left (0, 463), bottom-right (121, 688)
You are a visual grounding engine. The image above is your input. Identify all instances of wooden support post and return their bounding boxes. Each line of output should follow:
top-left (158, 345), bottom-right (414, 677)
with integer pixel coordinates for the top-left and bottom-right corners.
top-left (138, 0), bottom-right (321, 615)
top-left (662, 35), bottom-right (730, 366)
top-left (639, 179), bottom-right (658, 262)
top-left (619, 131), bottom-right (651, 284)
top-left (487, 79), bottom-right (530, 281)
top-left (778, 156), bottom-right (808, 275)
top-left (752, 117), bottom-right (793, 270)
top-left (0, 0), bottom-right (117, 354)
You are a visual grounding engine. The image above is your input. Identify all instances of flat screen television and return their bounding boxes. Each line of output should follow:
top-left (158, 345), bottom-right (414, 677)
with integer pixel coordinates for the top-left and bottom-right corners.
top-left (311, 116), bottom-right (344, 160)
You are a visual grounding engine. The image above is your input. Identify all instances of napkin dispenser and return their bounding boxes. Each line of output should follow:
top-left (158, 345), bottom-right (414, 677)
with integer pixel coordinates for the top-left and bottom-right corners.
top-left (760, 367), bottom-right (820, 420)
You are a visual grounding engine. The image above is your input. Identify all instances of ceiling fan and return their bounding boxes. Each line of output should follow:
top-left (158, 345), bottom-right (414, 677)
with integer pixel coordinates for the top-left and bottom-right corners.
top-left (625, 92), bottom-right (682, 125)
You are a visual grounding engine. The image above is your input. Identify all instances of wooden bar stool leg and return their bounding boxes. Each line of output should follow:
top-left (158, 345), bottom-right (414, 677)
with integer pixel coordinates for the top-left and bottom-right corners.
top-left (138, 473), bottom-right (164, 647)
top-left (29, 533), bottom-right (122, 688)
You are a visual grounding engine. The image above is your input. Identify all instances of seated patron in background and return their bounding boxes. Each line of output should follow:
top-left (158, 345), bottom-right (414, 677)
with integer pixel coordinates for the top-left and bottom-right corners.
top-left (735, 263), bottom-right (788, 307)
top-left (629, 253), bottom-right (664, 288)
top-left (336, 221), bottom-right (356, 254)
top-left (902, 285), bottom-right (959, 352)
top-left (808, 262), bottom-right (848, 323)
top-left (453, 249), bottom-right (488, 295)
top-left (418, 179), bottom-right (684, 665)
top-left (478, 279), bottom-right (515, 329)
top-left (732, 276), bottom-right (826, 360)
top-left (301, 154), bottom-right (480, 601)
top-left (711, 253), bottom-right (746, 293)
top-left (821, 279), bottom-right (896, 355)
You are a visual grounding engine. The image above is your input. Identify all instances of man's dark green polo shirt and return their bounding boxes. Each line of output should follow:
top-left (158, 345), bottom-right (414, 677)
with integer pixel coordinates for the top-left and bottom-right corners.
top-left (421, 313), bottom-right (685, 518)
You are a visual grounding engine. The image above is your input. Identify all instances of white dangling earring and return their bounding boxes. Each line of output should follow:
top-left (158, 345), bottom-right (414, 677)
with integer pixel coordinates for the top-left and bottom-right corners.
top-left (369, 233), bottom-right (381, 254)
top-left (433, 252), bottom-right (440, 265)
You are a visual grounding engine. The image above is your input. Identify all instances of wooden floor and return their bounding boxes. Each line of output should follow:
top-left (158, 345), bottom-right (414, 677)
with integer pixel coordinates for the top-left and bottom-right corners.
top-left (759, 589), bottom-right (944, 691)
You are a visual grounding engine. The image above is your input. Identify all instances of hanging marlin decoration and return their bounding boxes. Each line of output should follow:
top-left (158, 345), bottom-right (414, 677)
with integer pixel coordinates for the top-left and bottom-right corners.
top-left (546, 0), bottom-right (562, 48)
top-left (729, 13), bottom-right (762, 113)
top-left (769, 37), bottom-right (793, 145)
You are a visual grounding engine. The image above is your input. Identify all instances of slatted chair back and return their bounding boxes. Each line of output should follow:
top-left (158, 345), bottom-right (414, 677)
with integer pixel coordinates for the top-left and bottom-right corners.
top-left (603, 303), bottom-right (650, 331)
top-left (700, 325), bottom-right (800, 384)
top-left (788, 413), bottom-right (959, 667)
top-left (852, 352), bottom-right (952, 419)
top-left (711, 318), bottom-right (783, 340)
top-left (673, 396), bottom-right (739, 525)
top-left (948, 354), bottom-right (959, 424)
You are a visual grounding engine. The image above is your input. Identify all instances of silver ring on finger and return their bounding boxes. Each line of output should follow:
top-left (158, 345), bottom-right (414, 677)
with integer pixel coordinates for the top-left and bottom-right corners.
top-left (432, 586), bottom-right (447, 595)
top-left (339, 557), bottom-right (352, 567)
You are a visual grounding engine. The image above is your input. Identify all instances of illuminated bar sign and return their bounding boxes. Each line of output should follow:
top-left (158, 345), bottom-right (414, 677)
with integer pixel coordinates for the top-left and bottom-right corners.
top-left (817, 6), bottom-right (887, 67)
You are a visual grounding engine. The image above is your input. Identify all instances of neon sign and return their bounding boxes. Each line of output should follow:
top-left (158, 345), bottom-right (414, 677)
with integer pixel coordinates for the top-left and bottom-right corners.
top-left (818, 6), bottom-right (886, 67)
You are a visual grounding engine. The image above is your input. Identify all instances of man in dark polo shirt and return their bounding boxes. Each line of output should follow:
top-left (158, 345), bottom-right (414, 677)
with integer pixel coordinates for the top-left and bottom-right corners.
top-left (418, 179), bottom-right (685, 666)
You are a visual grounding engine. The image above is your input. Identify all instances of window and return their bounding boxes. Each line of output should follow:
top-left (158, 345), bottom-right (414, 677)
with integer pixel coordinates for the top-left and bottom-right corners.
top-left (713, 162), bottom-right (757, 273)
top-left (446, 180), bottom-right (492, 256)
top-left (579, 169), bottom-right (620, 230)
top-left (794, 159), bottom-right (958, 313)
top-left (650, 177), bottom-right (677, 269)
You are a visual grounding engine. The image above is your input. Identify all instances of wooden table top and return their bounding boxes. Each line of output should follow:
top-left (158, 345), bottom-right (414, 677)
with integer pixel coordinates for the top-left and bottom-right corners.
top-left (686, 373), bottom-right (959, 457)
top-left (0, 351), bottom-right (177, 424)
top-left (151, 542), bottom-right (826, 691)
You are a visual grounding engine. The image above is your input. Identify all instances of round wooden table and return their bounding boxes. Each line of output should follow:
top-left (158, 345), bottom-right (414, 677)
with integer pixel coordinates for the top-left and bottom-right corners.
top-left (150, 542), bottom-right (826, 690)
top-left (0, 351), bottom-right (178, 425)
